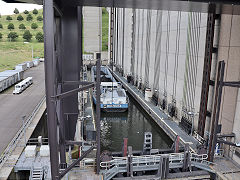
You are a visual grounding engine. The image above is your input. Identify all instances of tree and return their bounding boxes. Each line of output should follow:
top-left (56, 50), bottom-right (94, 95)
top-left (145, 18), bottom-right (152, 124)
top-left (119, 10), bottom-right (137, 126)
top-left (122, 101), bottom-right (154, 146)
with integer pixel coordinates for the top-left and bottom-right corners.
top-left (26, 14), bottom-right (33, 21)
top-left (8, 23), bottom-right (15, 31)
top-left (8, 32), bottom-right (18, 41)
top-left (0, 24), bottom-right (3, 29)
top-left (6, 16), bottom-right (12, 21)
top-left (31, 23), bottom-right (38, 30)
top-left (24, 10), bottom-right (29, 14)
top-left (23, 30), bottom-right (32, 41)
top-left (35, 32), bottom-right (44, 42)
top-left (37, 16), bottom-right (43, 21)
top-left (19, 24), bottom-right (26, 30)
top-left (17, 15), bottom-right (24, 21)
top-left (0, 33), bottom-right (2, 40)
top-left (14, 8), bottom-right (19, 14)
top-left (33, 9), bottom-right (38, 15)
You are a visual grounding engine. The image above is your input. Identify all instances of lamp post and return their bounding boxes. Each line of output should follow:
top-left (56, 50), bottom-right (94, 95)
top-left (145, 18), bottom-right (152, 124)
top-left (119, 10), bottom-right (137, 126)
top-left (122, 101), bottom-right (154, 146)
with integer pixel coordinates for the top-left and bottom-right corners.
top-left (24, 42), bottom-right (33, 60)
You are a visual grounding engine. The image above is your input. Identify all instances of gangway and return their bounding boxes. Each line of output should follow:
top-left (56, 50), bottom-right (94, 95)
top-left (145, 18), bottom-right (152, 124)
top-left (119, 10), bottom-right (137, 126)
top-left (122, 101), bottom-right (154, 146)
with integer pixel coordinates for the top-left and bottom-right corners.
top-left (100, 153), bottom-right (213, 180)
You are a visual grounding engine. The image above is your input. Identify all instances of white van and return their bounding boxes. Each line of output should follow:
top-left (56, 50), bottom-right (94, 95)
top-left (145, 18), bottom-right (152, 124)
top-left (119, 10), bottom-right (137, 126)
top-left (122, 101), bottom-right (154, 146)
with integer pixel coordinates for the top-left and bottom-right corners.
top-left (13, 77), bottom-right (33, 94)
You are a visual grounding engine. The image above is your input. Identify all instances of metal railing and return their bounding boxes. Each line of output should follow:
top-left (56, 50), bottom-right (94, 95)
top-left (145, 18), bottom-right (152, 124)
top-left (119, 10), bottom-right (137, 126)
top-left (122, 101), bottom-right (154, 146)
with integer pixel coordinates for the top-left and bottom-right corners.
top-left (100, 152), bottom-right (210, 180)
top-left (0, 96), bottom-right (46, 169)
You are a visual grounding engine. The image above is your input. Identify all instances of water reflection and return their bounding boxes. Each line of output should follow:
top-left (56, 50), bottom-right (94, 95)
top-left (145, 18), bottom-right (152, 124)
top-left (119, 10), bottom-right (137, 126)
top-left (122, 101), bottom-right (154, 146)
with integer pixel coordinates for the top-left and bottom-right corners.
top-left (100, 96), bottom-right (172, 152)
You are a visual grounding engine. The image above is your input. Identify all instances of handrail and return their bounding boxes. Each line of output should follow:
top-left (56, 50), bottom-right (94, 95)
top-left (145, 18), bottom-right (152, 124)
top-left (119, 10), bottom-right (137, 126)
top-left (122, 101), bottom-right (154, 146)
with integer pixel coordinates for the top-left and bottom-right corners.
top-left (0, 96), bottom-right (46, 169)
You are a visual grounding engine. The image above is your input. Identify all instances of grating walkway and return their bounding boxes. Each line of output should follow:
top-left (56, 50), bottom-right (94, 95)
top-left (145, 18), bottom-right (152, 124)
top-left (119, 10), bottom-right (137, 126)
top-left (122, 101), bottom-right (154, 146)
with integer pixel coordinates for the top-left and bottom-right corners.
top-left (111, 70), bottom-right (200, 152)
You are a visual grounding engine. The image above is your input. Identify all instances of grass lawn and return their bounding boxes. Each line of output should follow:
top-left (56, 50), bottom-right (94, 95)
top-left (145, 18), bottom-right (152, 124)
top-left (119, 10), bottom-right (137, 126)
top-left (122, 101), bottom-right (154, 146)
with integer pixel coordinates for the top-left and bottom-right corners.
top-left (0, 41), bottom-right (43, 71)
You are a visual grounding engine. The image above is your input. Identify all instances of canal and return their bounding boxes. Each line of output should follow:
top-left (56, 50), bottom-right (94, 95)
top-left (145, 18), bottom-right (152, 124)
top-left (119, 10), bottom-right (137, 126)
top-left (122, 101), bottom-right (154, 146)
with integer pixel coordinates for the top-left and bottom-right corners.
top-left (100, 94), bottom-right (173, 152)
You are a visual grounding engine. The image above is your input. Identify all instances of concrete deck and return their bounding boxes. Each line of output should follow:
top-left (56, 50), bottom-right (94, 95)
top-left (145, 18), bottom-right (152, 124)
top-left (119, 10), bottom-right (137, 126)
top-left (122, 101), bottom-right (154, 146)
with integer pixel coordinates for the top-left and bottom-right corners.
top-left (111, 70), bottom-right (200, 152)
top-left (0, 63), bottom-right (45, 154)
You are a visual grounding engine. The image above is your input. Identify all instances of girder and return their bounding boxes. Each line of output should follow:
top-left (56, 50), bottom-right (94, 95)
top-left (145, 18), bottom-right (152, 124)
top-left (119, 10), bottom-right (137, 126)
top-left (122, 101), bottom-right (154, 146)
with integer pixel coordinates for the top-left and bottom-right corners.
top-left (3, 0), bottom-right (240, 14)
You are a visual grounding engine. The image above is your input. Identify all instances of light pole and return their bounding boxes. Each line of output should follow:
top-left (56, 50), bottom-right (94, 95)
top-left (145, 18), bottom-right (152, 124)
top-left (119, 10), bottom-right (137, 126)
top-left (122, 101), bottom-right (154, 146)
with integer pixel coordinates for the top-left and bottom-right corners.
top-left (24, 42), bottom-right (33, 60)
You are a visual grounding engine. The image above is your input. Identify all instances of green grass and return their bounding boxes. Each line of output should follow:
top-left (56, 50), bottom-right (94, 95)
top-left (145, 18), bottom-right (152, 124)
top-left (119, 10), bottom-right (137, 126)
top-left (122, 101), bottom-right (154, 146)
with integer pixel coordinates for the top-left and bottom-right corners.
top-left (0, 41), bottom-right (43, 71)
top-left (0, 9), bottom-right (44, 72)
top-left (102, 8), bottom-right (109, 51)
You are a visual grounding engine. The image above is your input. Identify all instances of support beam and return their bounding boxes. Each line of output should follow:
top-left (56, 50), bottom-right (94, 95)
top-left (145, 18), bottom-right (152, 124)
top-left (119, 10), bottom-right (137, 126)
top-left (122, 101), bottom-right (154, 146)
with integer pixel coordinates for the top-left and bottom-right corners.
top-left (43, 0), bottom-right (59, 179)
top-left (58, 146), bottom-right (95, 179)
top-left (51, 83), bottom-right (95, 100)
top-left (198, 4), bottom-right (216, 137)
top-left (208, 61), bottom-right (225, 162)
top-left (96, 58), bottom-right (101, 174)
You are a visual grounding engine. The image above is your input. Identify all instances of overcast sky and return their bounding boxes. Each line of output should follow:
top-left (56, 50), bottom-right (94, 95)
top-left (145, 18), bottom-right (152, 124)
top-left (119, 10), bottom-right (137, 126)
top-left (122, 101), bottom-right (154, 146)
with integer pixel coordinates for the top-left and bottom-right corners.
top-left (0, 0), bottom-right (42, 15)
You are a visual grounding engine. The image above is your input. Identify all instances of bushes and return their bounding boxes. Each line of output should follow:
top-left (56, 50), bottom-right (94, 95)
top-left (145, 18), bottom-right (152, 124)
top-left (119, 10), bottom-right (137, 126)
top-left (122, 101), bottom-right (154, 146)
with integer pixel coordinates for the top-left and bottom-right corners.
top-left (8, 23), bottom-right (15, 30)
top-left (0, 24), bottom-right (3, 29)
top-left (14, 8), bottom-right (19, 14)
top-left (31, 23), bottom-right (38, 30)
top-left (24, 10), bottom-right (29, 14)
top-left (37, 16), bottom-right (43, 21)
top-left (17, 15), bottom-right (24, 21)
top-left (26, 14), bottom-right (33, 21)
top-left (23, 30), bottom-right (32, 41)
top-left (19, 24), bottom-right (26, 30)
top-left (35, 32), bottom-right (44, 42)
top-left (0, 33), bottom-right (2, 40)
top-left (6, 16), bottom-right (12, 21)
top-left (33, 9), bottom-right (38, 15)
top-left (8, 32), bottom-right (18, 41)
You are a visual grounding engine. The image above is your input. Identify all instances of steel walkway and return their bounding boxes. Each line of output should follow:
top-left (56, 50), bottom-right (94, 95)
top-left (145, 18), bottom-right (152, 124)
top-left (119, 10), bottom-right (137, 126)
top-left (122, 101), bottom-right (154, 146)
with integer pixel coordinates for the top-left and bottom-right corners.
top-left (110, 69), bottom-right (200, 152)
top-left (100, 153), bottom-right (212, 180)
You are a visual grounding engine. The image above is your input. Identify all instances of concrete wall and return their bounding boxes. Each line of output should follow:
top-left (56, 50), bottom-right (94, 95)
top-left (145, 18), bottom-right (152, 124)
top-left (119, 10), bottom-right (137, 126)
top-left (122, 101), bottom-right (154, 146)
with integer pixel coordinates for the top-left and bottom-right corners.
top-left (217, 13), bottom-right (240, 162)
top-left (83, 7), bottom-right (102, 53)
top-left (113, 8), bottom-right (208, 131)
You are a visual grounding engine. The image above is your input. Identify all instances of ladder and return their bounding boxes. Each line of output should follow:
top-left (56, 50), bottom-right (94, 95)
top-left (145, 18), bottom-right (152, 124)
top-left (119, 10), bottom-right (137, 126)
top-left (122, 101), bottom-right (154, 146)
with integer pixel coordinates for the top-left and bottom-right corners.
top-left (30, 167), bottom-right (43, 180)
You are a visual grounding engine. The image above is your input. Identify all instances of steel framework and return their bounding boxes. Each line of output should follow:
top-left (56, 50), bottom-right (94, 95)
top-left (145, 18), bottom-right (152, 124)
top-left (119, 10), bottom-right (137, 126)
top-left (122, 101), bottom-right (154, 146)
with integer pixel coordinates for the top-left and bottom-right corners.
top-left (43, 0), bottom-right (101, 179)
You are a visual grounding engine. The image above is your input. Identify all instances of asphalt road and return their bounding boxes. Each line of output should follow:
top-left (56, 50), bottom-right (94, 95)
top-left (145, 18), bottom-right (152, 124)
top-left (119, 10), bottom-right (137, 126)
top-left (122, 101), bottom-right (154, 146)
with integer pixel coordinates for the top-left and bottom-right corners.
top-left (0, 63), bottom-right (45, 154)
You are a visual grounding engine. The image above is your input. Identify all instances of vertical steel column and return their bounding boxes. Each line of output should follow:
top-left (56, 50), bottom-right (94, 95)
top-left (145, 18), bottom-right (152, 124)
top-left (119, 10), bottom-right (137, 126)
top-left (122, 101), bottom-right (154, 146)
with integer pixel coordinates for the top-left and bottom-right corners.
top-left (78, 6), bottom-right (83, 69)
top-left (198, 4), bottom-right (216, 137)
top-left (121, 8), bottom-right (125, 75)
top-left (208, 61), bottom-right (225, 162)
top-left (96, 58), bottom-right (101, 174)
top-left (43, 0), bottom-right (59, 179)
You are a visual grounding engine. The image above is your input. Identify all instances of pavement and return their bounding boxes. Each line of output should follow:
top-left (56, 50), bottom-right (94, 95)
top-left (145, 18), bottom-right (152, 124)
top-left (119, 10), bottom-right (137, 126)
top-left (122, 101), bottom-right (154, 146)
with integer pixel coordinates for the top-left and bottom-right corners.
top-left (0, 63), bottom-right (45, 154)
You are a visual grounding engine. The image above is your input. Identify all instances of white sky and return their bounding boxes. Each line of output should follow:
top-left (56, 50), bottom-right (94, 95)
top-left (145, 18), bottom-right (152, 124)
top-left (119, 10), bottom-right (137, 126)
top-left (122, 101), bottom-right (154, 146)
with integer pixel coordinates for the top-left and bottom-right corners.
top-left (0, 0), bottom-right (42, 15)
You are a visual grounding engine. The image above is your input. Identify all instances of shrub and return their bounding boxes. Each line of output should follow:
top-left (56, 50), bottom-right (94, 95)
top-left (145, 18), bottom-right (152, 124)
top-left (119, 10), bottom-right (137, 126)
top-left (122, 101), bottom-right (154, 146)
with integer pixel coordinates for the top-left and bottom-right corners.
top-left (8, 23), bottom-right (15, 30)
top-left (26, 14), bottom-right (33, 21)
top-left (0, 24), bottom-right (3, 29)
top-left (6, 16), bottom-right (12, 21)
top-left (31, 23), bottom-right (38, 30)
top-left (0, 33), bottom-right (2, 39)
top-left (33, 9), bottom-right (38, 15)
top-left (14, 8), bottom-right (19, 14)
top-left (23, 30), bottom-right (32, 41)
top-left (35, 32), bottom-right (44, 42)
top-left (17, 15), bottom-right (24, 21)
top-left (19, 24), bottom-right (26, 30)
top-left (24, 10), bottom-right (29, 14)
top-left (37, 16), bottom-right (43, 21)
top-left (8, 32), bottom-right (18, 41)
